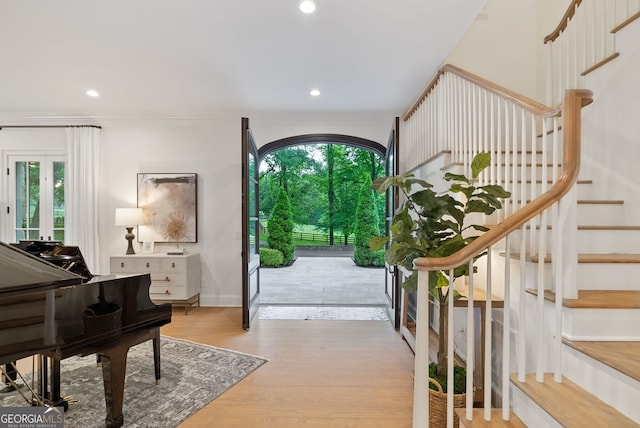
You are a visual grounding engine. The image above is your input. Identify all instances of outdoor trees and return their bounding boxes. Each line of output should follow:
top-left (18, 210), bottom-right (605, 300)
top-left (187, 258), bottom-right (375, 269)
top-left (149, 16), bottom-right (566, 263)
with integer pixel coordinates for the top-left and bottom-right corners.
top-left (353, 178), bottom-right (383, 266)
top-left (267, 187), bottom-right (294, 264)
top-left (259, 143), bottom-right (385, 249)
top-left (260, 146), bottom-right (324, 226)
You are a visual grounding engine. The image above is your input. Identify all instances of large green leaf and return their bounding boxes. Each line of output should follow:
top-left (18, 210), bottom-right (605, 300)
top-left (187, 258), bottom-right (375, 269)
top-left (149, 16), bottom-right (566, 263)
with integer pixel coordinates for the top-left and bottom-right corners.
top-left (479, 184), bottom-right (512, 199)
top-left (444, 172), bottom-right (470, 184)
top-left (368, 235), bottom-right (389, 251)
top-left (465, 199), bottom-right (497, 215)
top-left (471, 152), bottom-right (491, 178)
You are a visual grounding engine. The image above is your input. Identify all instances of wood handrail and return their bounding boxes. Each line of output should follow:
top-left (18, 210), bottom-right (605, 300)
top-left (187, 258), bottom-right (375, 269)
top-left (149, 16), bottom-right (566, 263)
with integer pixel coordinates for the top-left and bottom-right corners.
top-left (413, 89), bottom-right (593, 272)
top-left (543, 0), bottom-right (583, 44)
top-left (402, 64), bottom-right (560, 121)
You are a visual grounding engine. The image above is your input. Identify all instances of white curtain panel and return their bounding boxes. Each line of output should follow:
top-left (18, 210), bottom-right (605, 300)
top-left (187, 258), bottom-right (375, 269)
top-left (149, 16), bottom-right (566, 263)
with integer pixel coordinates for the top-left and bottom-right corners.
top-left (65, 126), bottom-right (100, 273)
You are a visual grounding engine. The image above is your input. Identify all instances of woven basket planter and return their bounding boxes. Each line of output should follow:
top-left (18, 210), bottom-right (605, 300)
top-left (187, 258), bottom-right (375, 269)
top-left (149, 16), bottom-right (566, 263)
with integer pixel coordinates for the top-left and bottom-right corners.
top-left (428, 377), bottom-right (466, 428)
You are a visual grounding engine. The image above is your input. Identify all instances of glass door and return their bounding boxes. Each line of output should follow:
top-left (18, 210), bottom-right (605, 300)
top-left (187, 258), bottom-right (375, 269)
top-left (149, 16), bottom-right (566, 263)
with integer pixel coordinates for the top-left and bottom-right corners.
top-left (7, 155), bottom-right (65, 243)
top-left (384, 118), bottom-right (401, 329)
top-left (241, 118), bottom-right (260, 330)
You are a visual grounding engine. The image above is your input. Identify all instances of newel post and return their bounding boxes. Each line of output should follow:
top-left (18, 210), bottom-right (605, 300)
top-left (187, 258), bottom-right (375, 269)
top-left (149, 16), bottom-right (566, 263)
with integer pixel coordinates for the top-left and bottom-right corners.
top-left (413, 269), bottom-right (431, 427)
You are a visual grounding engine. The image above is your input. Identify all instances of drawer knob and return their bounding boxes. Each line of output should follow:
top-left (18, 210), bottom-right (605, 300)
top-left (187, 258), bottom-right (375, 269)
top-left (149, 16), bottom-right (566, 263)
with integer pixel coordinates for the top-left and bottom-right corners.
top-left (171, 262), bottom-right (176, 268)
top-left (165, 290), bottom-right (171, 295)
top-left (120, 262), bottom-right (124, 268)
top-left (146, 262), bottom-right (150, 268)
top-left (165, 276), bottom-right (170, 282)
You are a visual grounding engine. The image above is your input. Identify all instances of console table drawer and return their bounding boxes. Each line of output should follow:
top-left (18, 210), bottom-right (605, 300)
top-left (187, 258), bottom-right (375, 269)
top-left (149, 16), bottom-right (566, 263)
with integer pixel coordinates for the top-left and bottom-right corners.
top-left (150, 285), bottom-right (188, 300)
top-left (150, 273), bottom-right (186, 285)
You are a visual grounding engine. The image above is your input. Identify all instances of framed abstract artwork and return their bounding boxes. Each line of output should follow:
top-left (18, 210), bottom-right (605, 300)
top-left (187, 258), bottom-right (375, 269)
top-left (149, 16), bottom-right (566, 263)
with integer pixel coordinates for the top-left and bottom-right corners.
top-left (137, 173), bottom-right (197, 244)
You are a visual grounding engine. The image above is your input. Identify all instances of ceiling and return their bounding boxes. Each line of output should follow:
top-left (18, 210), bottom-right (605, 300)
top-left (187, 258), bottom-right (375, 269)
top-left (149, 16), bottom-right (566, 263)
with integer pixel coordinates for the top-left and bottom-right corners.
top-left (0, 0), bottom-right (486, 118)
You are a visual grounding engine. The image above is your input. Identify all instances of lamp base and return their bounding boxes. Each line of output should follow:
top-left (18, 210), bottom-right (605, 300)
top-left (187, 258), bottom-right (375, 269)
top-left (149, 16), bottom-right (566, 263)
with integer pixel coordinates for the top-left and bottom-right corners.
top-left (125, 227), bottom-right (136, 255)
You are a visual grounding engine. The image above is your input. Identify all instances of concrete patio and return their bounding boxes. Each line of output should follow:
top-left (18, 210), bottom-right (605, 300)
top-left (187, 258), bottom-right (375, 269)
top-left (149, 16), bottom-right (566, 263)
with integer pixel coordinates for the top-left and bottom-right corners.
top-left (259, 256), bottom-right (386, 306)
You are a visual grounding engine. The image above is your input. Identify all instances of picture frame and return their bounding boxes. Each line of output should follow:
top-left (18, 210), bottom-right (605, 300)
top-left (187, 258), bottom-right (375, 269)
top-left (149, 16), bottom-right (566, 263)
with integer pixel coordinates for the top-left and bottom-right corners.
top-left (141, 240), bottom-right (155, 254)
top-left (137, 173), bottom-right (197, 244)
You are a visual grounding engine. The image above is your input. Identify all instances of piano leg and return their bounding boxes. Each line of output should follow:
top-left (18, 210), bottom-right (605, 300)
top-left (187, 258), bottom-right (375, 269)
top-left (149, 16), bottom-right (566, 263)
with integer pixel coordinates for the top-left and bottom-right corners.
top-left (100, 349), bottom-right (127, 428)
top-left (97, 327), bottom-right (161, 428)
top-left (153, 329), bottom-right (161, 384)
top-left (49, 355), bottom-right (68, 411)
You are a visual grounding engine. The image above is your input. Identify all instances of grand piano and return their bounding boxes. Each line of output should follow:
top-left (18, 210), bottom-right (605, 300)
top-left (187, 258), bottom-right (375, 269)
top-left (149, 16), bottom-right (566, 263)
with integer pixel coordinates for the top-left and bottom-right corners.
top-left (0, 241), bottom-right (172, 428)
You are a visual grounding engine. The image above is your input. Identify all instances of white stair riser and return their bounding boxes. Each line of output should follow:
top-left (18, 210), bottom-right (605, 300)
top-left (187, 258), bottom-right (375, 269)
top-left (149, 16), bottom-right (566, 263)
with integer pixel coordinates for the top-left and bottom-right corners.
top-left (499, 165), bottom-right (561, 183)
top-left (504, 258), bottom-right (640, 291)
top-left (497, 182), bottom-right (592, 200)
top-left (511, 385), bottom-right (562, 428)
top-left (505, 229), bottom-right (640, 254)
top-left (577, 230), bottom-right (640, 253)
top-left (576, 264), bottom-right (640, 291)
top-left (576, 203), bottom-right (627, 225)
top-left (563, 345), bottom-right (640, 423)
top-left (562, 307), bottom-right (640, 341)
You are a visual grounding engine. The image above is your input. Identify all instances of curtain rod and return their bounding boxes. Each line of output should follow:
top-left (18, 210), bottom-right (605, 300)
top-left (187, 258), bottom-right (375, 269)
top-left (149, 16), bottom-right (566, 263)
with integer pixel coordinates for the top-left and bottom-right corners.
top-left (0, 124), bottom-right (102, 130)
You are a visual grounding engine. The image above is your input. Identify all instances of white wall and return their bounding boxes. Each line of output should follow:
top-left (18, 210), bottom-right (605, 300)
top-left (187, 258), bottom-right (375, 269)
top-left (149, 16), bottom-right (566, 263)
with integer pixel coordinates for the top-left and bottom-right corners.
top-left (445, 0), bottom-right (539, 100)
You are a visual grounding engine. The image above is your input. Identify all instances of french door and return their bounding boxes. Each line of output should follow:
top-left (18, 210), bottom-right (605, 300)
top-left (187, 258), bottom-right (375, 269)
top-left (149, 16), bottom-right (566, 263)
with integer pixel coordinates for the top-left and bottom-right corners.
top-left (241, 118), bottom-right (261, 330)
top-left (384, 118), bottom-right (401, 329)
top-left (6, 154), bottom-right (65, 243)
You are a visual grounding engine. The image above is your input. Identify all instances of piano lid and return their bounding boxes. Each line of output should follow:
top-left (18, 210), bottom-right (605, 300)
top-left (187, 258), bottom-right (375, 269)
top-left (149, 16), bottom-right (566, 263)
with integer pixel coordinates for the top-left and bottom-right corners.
top-left (0, 241), bottom-right (83, 294)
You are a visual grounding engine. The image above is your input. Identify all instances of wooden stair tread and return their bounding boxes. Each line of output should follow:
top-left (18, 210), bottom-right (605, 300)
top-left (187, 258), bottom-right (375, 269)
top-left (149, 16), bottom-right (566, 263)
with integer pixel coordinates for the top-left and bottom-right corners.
top-left (515, 225), bottom-right (640, 231)
top-left (526, 289), bottom-right (640, 309)
top-left (563, 338), bottom-right (640, 383)
top-left (502, 179), bottom-right (592, 184)
top-left (503, 253), bottom-right (640, 264)
top-left (578, 199), bottom-right (624, 204)
top-left (508, 199), bottom-right (623, 205)
top-left (456, 409), bottom-right (525, 427)
top-left (510, 373), bottom-right (637, 427)
top-left (578, 225), bottom-right (640, 230)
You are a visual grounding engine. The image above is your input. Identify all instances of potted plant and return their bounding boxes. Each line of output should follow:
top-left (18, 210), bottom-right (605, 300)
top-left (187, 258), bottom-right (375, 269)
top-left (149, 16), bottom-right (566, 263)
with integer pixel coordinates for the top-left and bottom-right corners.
top-left (369, 152), bottom-right (510, 424)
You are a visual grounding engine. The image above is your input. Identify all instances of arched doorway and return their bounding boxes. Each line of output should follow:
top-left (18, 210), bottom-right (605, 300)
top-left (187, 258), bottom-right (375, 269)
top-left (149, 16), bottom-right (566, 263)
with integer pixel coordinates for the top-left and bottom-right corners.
top-left (257, 134), bottom-right (389, 321)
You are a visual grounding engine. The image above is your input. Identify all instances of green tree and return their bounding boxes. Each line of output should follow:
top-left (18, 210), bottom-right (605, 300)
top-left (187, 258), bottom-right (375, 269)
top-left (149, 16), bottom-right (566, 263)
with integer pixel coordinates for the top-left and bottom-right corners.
top-left (260, 146), bottom-right (324, 225)
top-left (267, 187), bottom-right (294, 264)
top-left (353, 178), bottom-right (382, 266)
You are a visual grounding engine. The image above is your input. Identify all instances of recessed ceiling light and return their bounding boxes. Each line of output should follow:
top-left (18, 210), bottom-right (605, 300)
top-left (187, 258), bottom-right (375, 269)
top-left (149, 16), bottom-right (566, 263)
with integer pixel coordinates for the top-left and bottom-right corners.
top-left (310, 89), bottom-right (321, 97)
top-left (299, 0), bottom-right (316, 14)
top-left (86, 89), bottom-right (100, 97)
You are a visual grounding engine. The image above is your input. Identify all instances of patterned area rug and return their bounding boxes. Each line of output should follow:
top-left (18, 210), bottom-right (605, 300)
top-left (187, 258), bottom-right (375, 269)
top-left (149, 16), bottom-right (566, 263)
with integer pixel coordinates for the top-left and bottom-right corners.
top-left (0, 337), bottom-right (267, 427)
top-left (259, 305), bottom-right (389, 321)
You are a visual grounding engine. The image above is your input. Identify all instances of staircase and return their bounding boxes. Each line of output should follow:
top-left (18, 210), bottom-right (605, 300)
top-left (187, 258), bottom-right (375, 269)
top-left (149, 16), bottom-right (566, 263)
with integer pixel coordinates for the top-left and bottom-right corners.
top-left (500, 3), bottom-right (640, 425)
top-left (399, 2), bottom-right (640, 426)
top-left (503, 173), bottom-right (640, 425)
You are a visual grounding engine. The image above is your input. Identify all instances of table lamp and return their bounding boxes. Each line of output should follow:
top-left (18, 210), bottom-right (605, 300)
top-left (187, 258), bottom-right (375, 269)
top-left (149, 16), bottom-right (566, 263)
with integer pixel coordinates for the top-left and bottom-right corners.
top-left (115, 208), bottom-right (145, 255)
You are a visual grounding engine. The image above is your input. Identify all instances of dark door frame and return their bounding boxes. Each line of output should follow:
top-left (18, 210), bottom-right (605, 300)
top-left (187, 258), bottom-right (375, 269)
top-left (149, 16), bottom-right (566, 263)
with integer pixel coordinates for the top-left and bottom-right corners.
top-left (258, 133), bottom-right (386, 159)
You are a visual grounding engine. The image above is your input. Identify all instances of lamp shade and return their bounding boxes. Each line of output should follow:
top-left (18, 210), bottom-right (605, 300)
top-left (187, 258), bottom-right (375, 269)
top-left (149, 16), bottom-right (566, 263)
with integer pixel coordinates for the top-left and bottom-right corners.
top-left (115, 208), bottom-right (144, 226)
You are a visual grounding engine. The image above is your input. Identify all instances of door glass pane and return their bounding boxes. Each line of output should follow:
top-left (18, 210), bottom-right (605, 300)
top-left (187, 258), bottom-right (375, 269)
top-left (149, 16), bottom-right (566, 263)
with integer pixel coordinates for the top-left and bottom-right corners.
top-left (15, 161), bottom-right (40, 241)
top-left (53, 161), bottom-right (65, 242)
top-left (249, 219), bottom-right (257, 256)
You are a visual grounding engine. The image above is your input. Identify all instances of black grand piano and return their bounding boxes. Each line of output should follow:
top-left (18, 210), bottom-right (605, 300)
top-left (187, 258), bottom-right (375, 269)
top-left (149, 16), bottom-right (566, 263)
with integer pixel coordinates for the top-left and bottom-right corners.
top-left (0, 241), bottom-right (172, 427)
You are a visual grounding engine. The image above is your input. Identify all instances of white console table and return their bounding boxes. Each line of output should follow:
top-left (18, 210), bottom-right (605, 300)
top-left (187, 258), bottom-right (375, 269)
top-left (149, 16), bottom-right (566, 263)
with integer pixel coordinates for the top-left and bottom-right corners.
top-left (110, 253), bottom-right (200, 314)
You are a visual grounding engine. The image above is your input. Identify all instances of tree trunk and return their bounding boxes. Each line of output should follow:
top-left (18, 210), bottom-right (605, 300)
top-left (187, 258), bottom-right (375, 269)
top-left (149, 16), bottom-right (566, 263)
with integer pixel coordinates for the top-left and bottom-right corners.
top-left (327, 144), bottom-right (335, 245)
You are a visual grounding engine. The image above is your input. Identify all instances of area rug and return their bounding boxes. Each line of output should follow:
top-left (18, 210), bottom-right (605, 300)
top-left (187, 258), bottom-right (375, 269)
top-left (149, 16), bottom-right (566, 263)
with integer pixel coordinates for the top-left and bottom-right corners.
top-left (259, 305), bottom-right (389, 321)
top-left (0, 337), bottom-right (267, 427)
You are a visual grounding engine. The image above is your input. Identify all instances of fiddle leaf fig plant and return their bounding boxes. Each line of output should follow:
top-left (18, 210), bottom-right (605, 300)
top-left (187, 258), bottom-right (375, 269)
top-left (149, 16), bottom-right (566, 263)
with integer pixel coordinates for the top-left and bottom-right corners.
top-left (369, 152), bottom-right (510, 392)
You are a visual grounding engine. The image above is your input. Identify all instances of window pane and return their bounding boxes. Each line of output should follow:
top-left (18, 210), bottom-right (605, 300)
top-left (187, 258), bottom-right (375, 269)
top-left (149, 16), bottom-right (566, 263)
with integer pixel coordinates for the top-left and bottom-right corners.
top-left (53, 161), bottom-right (65, 236)
top-left (15, 161), bottom-right (41, 240)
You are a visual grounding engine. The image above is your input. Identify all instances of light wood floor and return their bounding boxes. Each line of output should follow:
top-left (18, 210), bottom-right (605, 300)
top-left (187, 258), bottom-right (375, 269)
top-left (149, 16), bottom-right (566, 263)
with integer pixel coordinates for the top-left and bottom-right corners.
top-left (161, 307), bottom-right (415, 428)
